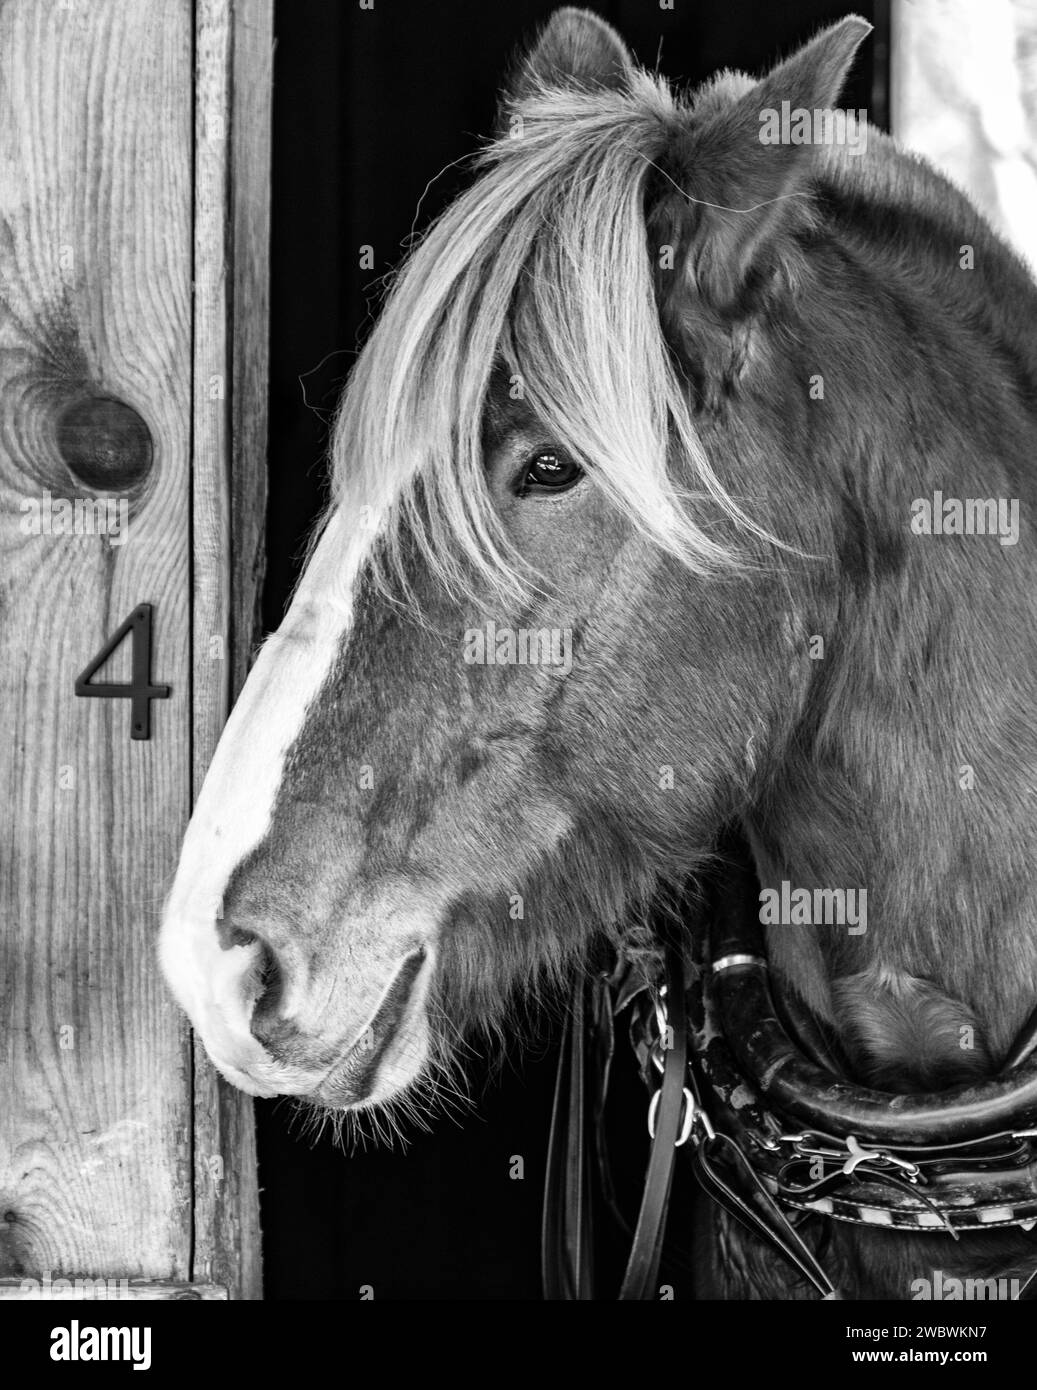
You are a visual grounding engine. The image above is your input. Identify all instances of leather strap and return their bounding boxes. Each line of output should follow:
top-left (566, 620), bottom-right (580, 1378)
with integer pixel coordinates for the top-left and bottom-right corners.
top-left (618, 946), bottom-right (687, 1300)
top-left (690, 1130), bottom-right (840, 1297)
top-left (541, 979), bottom-right (594, 1299)
top-left (542, 947), bottom-right (690, 1300)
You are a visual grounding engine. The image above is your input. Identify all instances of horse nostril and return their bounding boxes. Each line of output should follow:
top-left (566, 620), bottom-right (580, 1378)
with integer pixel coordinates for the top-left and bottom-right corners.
top-left (248, 941), bottom-right (285, 1045)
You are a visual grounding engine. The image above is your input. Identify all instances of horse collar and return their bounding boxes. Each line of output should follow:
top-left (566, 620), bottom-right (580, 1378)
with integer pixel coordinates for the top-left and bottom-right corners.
top-left (688, 853), bottom-right (1037, 1248)
top-left (543, 853), bottom-right (1037, 1300)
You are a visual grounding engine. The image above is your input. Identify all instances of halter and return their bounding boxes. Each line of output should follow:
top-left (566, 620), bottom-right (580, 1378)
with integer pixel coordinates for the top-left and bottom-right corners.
top-left (542, 840), bottom-right (1037, 1300)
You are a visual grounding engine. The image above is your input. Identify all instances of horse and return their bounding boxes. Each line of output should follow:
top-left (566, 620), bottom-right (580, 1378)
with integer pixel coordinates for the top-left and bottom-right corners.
top-left (159, 7), bottom-right (1037, 1299)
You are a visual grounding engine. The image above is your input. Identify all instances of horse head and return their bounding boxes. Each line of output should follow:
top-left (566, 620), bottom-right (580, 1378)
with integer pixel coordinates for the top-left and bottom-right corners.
top-left (160, 3), bottom-right (1037, 1213)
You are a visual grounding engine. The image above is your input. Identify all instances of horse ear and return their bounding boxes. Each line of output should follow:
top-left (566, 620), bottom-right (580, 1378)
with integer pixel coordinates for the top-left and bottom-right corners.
top-left (659, 16), bottom-right (871, 315)
top-left (499, 7), bottom-right (633, 123)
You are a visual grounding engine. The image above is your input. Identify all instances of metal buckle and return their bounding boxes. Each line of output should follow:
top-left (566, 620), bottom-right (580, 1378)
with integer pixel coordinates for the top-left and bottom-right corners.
top-left (647, 1085), bottom-right (714, 1147)
top-left (645, 979), bottom-right (717, 1147)
top-left (756, 1131), bottom-right (807, 1152)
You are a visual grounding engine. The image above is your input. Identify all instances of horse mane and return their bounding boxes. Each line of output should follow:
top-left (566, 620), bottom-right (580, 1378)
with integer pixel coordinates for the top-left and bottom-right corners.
top-left (328, 70), bottom-right (778, 605)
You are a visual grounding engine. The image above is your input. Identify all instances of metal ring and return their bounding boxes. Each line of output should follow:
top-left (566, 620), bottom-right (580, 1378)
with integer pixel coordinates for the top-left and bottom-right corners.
top-left (647, 1086), bottom-right (697, 1147)
top-left (711, 953), bottom-right (767, 974)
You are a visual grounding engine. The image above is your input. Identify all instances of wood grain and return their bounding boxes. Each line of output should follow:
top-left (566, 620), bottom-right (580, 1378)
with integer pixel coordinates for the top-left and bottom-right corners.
top-left (190, 0), bottom-right (270, 1302)
top-left (0, 0), bottom-right (194, 1284)
top-left (0, 1279), bottom-right (227, 1300)
top-left (0, 0), bottom-right (270, 1298)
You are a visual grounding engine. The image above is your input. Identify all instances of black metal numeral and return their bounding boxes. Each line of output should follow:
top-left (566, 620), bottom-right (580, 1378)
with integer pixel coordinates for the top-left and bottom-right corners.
top-left (74, 604), bottom-right (170, 740)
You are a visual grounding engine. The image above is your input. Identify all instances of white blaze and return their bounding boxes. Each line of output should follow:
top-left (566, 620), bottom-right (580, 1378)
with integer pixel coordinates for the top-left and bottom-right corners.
top-left (159, 507), bottom-right (378, 1095)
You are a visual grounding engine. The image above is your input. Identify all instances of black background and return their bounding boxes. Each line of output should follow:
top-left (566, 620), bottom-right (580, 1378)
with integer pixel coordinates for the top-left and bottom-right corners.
top-left (260, 0), bottom-right (884, 1300)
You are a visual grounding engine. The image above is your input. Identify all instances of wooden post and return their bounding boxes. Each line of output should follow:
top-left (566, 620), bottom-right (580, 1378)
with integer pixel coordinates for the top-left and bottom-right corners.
top-left (0, 0), bottom-right (269, 1300)
top-left (190, 0), bottom-right (270, 1302)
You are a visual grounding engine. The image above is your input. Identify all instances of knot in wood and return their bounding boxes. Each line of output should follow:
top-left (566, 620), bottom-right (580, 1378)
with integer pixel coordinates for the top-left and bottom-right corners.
top-left (56, 395), bottom-right (153, 491)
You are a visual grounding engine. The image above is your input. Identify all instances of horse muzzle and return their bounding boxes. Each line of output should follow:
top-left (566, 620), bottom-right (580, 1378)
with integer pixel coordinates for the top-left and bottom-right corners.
top-left (250, 942), bottom-right (433, 1107)
top-left (159, 893), bottom-right (436, 1106)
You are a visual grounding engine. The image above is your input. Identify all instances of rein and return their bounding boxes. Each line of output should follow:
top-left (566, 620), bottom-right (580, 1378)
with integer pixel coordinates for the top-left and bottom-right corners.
top-left (542, 943), bottom-right (689, 1299)
top-left (542, 845), bottom-right (1037, 1300)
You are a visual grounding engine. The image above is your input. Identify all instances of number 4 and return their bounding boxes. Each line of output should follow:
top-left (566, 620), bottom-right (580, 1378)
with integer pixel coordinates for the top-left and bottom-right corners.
top-left (75, 604), bottom-right (171, 740)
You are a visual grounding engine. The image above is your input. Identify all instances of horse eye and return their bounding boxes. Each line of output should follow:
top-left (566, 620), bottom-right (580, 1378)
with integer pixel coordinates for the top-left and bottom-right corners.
top-left (518, 451), bottom-right (583, 497)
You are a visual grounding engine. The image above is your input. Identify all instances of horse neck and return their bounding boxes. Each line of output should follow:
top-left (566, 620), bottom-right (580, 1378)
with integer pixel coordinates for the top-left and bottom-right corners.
top-left (746, 566), bottom-right (1037, 1083)
top-left (731, 143), bottom-right (1037, 1084)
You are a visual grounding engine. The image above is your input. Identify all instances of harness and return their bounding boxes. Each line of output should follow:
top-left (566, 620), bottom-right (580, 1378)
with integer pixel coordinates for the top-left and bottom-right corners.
top-left (542, 842), bottom-right (1037, 1300)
